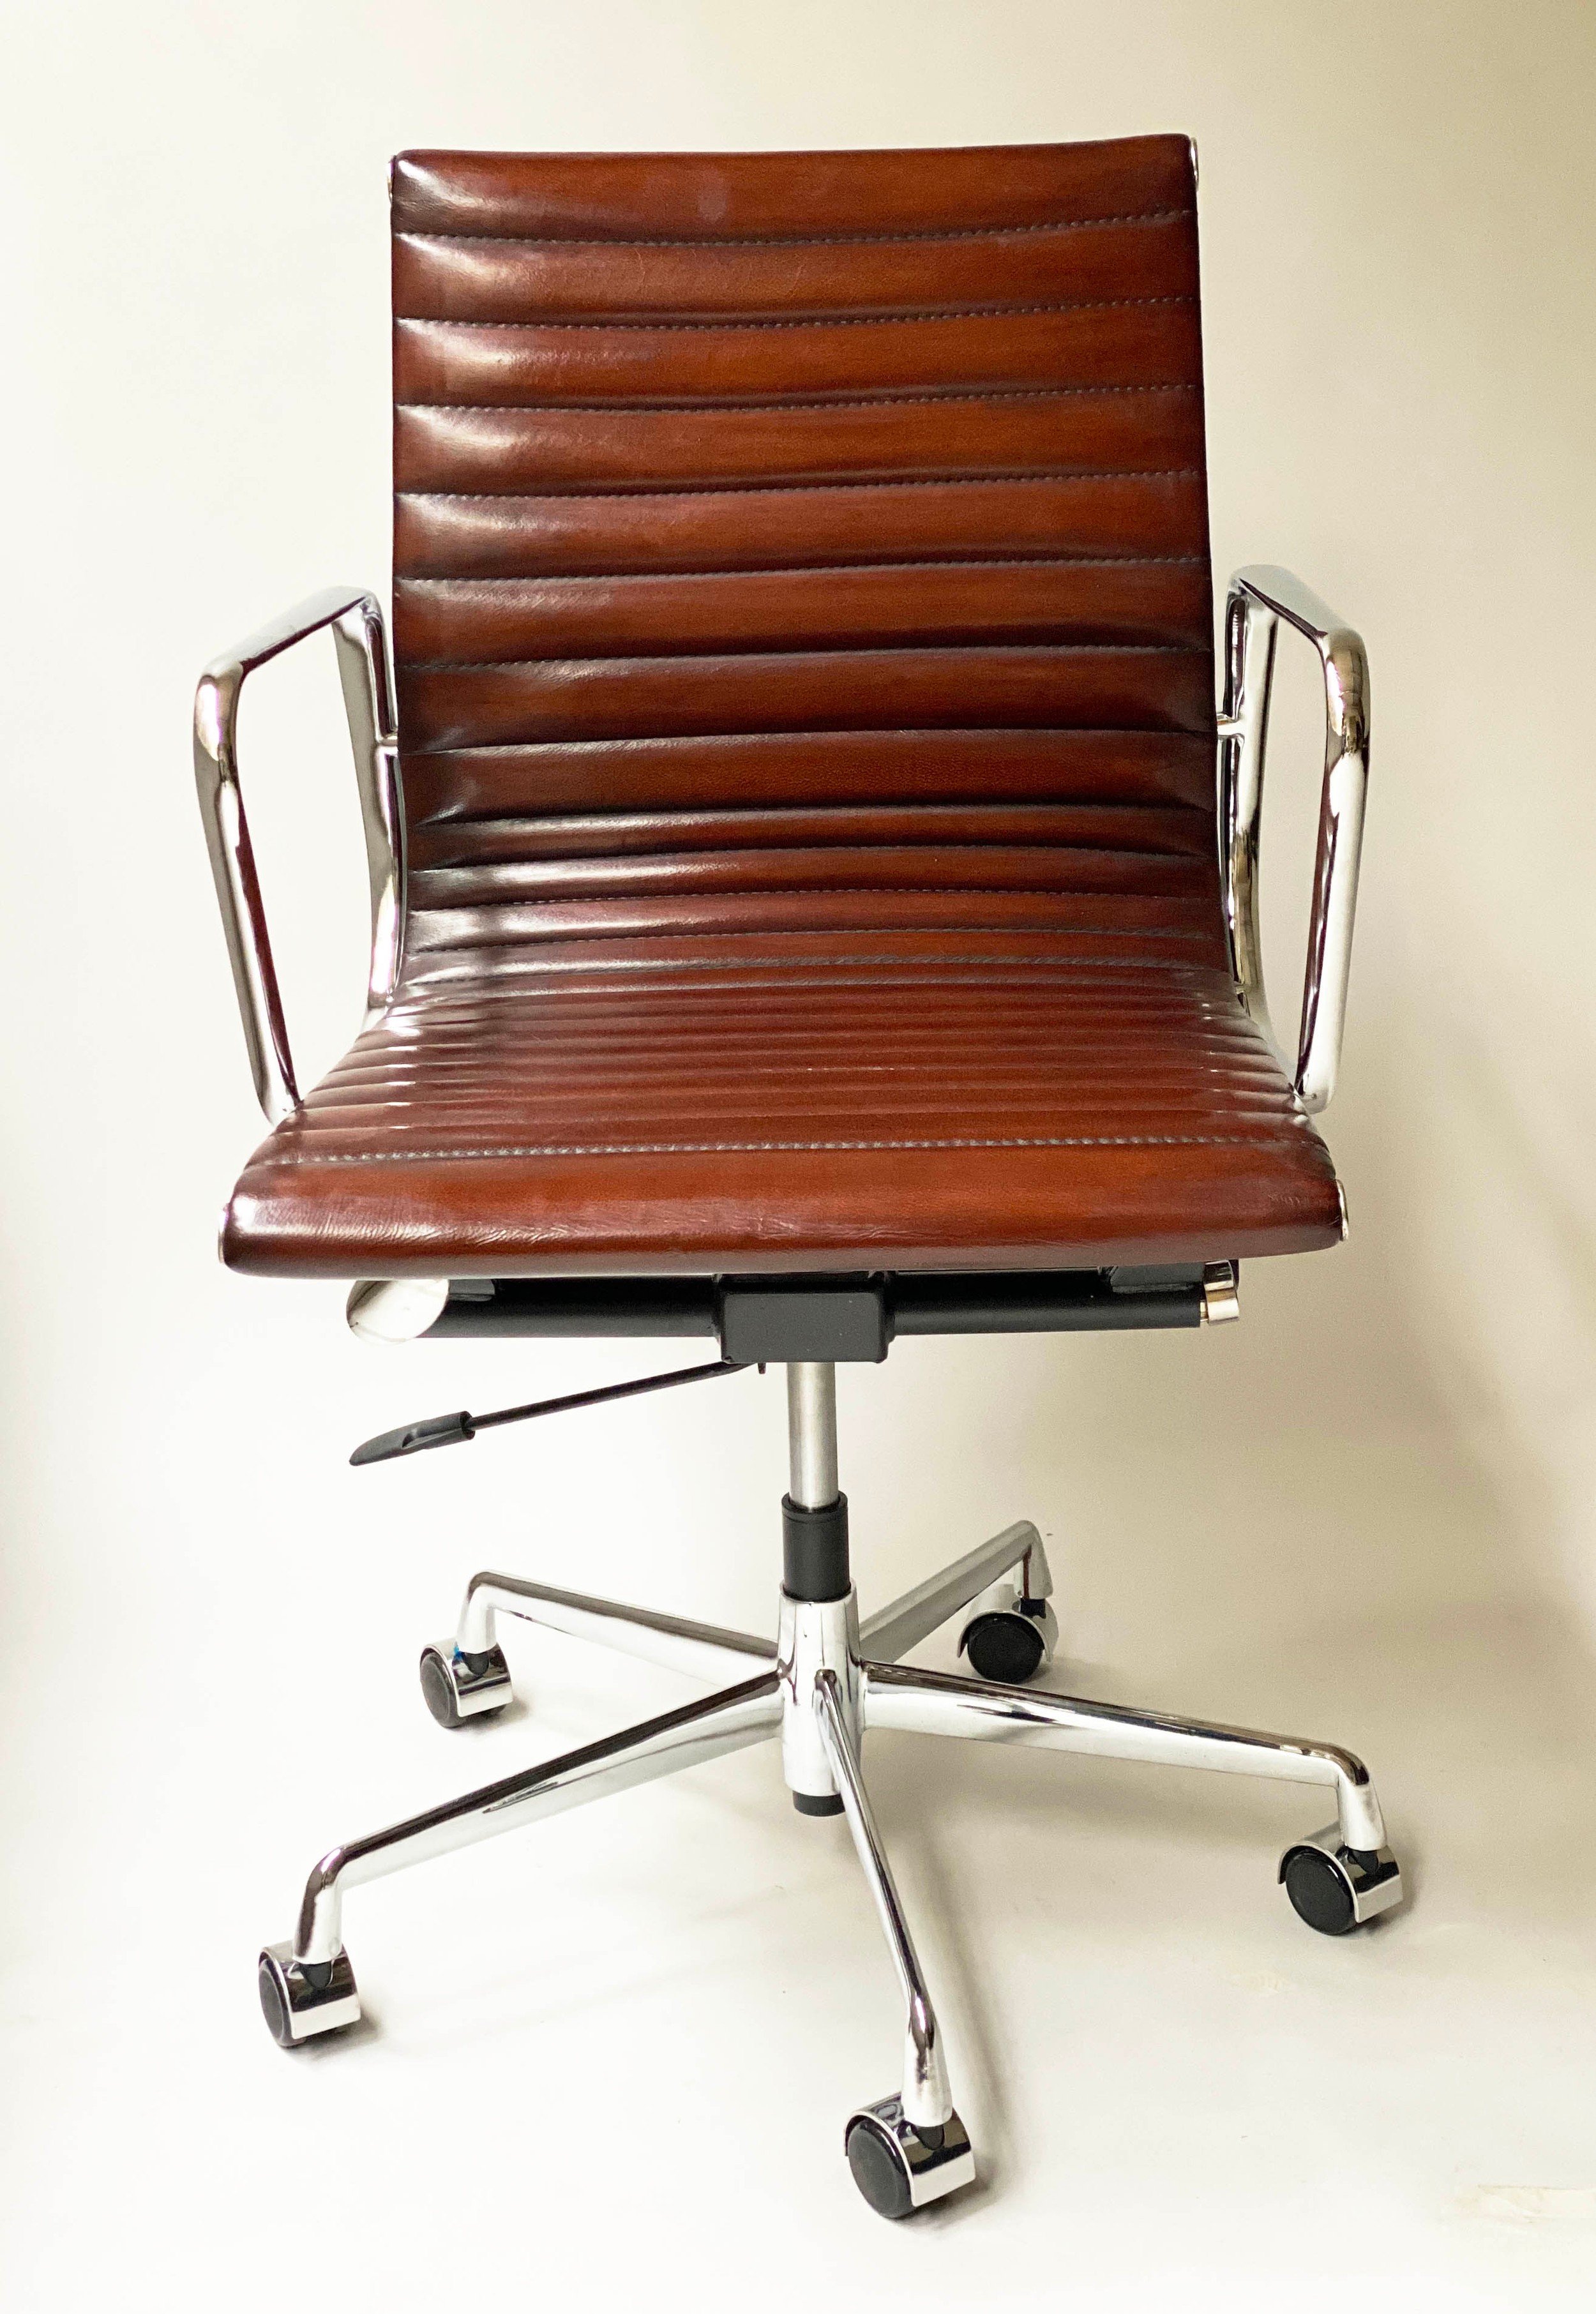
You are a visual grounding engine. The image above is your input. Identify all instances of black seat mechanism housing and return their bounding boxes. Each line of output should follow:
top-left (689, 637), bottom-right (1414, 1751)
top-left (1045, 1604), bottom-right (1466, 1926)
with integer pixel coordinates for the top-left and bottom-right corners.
top-left (427, 1266), bottom-right (1228, 1365)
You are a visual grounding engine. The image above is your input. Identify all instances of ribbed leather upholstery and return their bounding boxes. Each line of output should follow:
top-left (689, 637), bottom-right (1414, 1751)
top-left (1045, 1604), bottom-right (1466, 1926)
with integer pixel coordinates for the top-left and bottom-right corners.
top-left (222, 138), bottom-right (1343, 1278)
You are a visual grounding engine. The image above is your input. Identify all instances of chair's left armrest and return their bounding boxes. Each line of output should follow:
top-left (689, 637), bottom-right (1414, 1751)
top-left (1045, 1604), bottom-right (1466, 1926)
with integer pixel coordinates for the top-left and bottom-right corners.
top-left (193, 586), bottom-right (402, 1123)
top-left (1217, 564), bottom-right (1371, 1113)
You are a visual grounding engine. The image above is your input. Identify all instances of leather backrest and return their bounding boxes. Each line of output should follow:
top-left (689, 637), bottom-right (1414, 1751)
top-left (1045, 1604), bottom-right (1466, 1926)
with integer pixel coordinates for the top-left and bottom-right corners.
top-left (390, 139), bottom-right (1220, 966)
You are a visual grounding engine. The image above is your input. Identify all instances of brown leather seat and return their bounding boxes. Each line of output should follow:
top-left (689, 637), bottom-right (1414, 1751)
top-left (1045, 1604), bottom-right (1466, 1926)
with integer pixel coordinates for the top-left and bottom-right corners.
top-left (222, 135), bottom-right (1343, 1280)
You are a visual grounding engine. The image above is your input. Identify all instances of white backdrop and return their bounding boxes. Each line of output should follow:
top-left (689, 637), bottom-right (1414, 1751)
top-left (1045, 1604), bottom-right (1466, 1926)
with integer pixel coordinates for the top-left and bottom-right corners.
top-left (3, 5), bottom-right (1596, 2308)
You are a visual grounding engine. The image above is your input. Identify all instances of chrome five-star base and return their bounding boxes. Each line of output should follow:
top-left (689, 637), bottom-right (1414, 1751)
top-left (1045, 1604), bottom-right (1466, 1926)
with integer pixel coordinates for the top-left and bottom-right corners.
top-left (259, 1362), bottom-right (1403, 2219)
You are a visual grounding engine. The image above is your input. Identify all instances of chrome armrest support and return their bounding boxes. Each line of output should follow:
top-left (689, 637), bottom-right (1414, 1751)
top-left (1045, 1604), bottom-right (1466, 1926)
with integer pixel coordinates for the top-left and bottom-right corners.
top-left (1218, 565), bottom-right (1371, 1113)
top-left (192, 586), bottom-right (402, 1123)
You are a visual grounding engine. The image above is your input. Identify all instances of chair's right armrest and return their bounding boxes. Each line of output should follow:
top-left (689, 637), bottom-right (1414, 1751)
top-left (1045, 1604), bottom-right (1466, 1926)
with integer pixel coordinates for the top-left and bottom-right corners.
top-left (193, 586), bottom-right (402, 1123)
top-left (1217, 566), bottom-right (1371, 1115)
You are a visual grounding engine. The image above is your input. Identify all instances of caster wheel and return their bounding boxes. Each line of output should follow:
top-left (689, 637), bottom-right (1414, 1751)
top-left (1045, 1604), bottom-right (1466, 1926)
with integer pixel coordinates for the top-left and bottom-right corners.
top-left (960, 1589), bottom-right (1057, 1685)
top-left (1279, 1828), bottom-right (1404, 1935)
top-left (419, 1642), bottom-right (512, 1729)
top-left (257, 1941), bottom-right (361, 2046)
top-left (1281, 1844), bottom-right (1357, 1935)
top-left (844, 2096), bottom-right (975, 2217)
top-left (847, 2115), bottom-right (915, 2219)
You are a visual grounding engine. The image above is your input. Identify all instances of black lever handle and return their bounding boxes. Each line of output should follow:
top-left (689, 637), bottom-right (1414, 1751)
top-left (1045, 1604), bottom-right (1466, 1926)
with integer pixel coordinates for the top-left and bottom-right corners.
top-left (350, 1358), bottom-right (751, 1468)
top-left (350, 1411), bottom-right (476, 1466)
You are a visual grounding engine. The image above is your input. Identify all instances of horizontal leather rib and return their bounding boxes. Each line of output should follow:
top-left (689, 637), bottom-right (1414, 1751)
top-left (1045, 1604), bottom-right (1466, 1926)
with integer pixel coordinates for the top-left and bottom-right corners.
top-left (393, 926), bottom-right (1231, 985)
top-left (319, 1028), bottom-right (1287, 1081)
top-left (393, 303), bottom-right (1201, 403)
top-left (394, 209), bottom-right (1197, 322)
top-left (393, 391), bottom-right (1205, 495)
top-left (403, 802), bottom-right (1214, 868)
top-left (405, 839), bottom-right (1217, 908)
top-left (389, 139), bottom-right (1196, 240)
top-left (399, 890), bottom-right (1225, 954)
top-left (395, 471), bottom-right (1208, 577)
top-left (400, 646), bottom-right (1215, 750)
top-left (397, 732), bottom-right (1217, 819)
top-left (394, 562), bottom-right (1210, 661)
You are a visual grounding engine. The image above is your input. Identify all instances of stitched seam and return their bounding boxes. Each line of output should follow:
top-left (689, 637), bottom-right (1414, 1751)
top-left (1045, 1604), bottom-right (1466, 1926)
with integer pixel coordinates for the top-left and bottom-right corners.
top-left (402, 723), bottom-right (1212, 746)
top-left (275, 1131), bottom-right (1286, 1164)
top-left (395, 384), bottom-right (1200, 414)
top-left (395, 950), bottom-right (1223, 980)
top-left (398, 469), bottom-right (1202, 503)
top-left (400, 946), bottom-right (1218, 968)
top-left (390, 993), bottom-right (1233, 1020)
top-left (412, 815), bottom-right (1213, 842)
top-left (379, 1005), bottom-right (1246, 1028)
top-left (405, 928), bottom-right (1210, 954)
top-left (372, 1018), bottom-right (1249, 1041)
top-left (409, 885), bottom-right (1207, 904)
top-left (395, 556), bottom-right (1210, 585)
top-left (393, 208), bottom-right (1190, 248)
top-left (393, 296), bottom-right (1194, 332)
top-left (328, 1050), bottom-right (1277, 1064)
top-left (409, 810), bottom-right (1212, 838)
top-left (403, 643), bottom-right (1202, 670)
top-left (380, 1018), bottom-right (1246, 1038)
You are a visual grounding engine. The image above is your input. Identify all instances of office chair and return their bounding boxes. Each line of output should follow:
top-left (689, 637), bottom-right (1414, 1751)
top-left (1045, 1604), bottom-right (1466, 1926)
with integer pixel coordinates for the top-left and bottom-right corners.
top-left (194, 135), bottom-right (1401, 2218)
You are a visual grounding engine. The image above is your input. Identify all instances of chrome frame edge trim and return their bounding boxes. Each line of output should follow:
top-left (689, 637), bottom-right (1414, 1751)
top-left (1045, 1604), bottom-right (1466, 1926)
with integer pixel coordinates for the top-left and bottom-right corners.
top-left (193, 585), bottom-right (402, 1122)
top-left (1219, 564), bottom-right (1371, 1114)
top-left (1199, 1260), bottom-right (1240, 1325)
top-left (347, 1278), bottom-right (451, 1342)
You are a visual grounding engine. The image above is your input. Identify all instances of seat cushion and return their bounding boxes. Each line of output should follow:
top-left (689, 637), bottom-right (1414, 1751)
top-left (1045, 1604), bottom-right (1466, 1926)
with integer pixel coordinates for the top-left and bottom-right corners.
top-left (221, 930), bottom-right (1342, 1278)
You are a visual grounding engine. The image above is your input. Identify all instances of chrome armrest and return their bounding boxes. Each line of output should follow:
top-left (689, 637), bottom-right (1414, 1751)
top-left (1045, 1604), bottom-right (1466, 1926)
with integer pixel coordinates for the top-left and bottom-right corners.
top-left (1217, 564), bottom-right (1371, 1114)
top-left (193, 586), bottom-right (402, 1123)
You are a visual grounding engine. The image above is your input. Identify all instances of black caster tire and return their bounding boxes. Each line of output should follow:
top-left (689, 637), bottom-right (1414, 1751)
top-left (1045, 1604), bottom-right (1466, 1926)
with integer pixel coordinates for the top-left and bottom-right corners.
top-left (846, 2116), bottom-right (915, 2220)
top-left (258, 1953), bottom-right (296, 2048)
top-left (963, 1611), bottom-right (1046, 1686)
top-left (1281, 1844), bottom-right (1358, 1936)
top-left (419, 1646), bottom-right (466, 1729)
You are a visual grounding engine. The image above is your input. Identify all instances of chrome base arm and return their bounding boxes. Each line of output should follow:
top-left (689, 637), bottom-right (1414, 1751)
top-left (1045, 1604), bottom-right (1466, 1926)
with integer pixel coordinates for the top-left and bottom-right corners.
top-left (456, 1570), bottom-right (774, 1686)
top-left (815, 1671), bottom-right (952, 2135)
top-left (861, 1660), bottom-right (1387, 1853)
top-left (292, 1671), bottom-right (779, 1967)
top-left (859, 1520), bottom-right (1050, 1664)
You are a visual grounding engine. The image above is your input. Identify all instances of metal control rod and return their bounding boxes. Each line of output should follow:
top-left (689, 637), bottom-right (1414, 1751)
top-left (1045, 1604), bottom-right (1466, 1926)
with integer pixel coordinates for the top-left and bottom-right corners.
top-left (350, 1358), bottom-right (750, 1467)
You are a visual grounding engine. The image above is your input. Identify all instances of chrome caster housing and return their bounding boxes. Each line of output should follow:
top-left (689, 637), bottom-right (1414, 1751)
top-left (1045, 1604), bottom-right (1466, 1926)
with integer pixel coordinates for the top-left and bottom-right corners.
top-left (1279, 1824), bottom-right (1404, 1935)
top-left (844, 2096), bottom-right (975, 2219)
top-left (958, 1584), bottom-right (1058, 1685)
top-left (257, 1942), bottom-right (361, 2047)
top-left (419, 1642), bottom-right (513, 1729)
